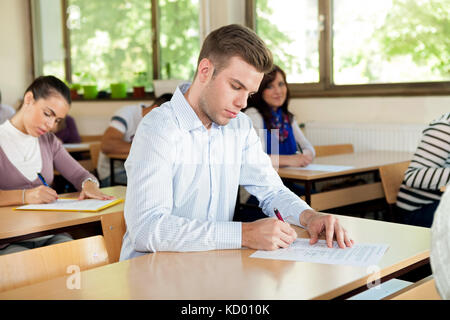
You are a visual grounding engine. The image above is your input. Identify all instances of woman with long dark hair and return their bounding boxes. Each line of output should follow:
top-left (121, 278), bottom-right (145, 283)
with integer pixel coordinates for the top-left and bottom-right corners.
top-left (245, 65), bottom-right (315, 167)
top-left (0, 76), bottom-right (113, 254)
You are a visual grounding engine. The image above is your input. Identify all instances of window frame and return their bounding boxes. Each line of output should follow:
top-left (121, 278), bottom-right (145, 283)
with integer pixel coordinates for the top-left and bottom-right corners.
top-left (246, 0), bottom-right (450, 97)
top-left (30, 0), bottom-right (197, 100)
top-left (62, 0), bottom-right (161, 85)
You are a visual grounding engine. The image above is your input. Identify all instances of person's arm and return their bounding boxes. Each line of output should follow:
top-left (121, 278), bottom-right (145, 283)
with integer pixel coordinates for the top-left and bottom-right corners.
top-left (291, 118), bottom-right (315, 157)
top-left (245, 108), bottom-right (313, 167)
top-left (100, 127), bottom-right (131, 154)
top-left (272, 119), bottom-right (314, 168)
top-left (403, 122), bottom-right (450, 190)
top-left (0, 187), bottom-right (57, 206)
top-left (124, 113), bottom-right (242, 253)
top-left (240, 119), bottom-right (353, 249)
top-left (270, 153), bottom-right (313, 168)
top-left (267, 121), bottom-right (313, 168)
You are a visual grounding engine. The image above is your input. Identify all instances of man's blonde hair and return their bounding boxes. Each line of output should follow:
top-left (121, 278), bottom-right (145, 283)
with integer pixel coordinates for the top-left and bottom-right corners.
top-left (197, 24), bottom-right (273, 77)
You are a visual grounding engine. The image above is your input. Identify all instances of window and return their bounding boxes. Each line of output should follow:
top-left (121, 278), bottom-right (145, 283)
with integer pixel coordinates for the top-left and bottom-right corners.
top-left (254, 0), bottom-right (319, 83)
top-left (158, 0), bottom-right (200, 80)
top-left (247, 0), bottom-right (450, 96)
top-left (32, 0), bottom-right (200, 96)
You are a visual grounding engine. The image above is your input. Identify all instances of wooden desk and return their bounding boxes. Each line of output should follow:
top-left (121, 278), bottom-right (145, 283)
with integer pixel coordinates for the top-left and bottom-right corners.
top-left (0, 186), bottom-right (126, 262)
top-left (63, 143), bottom-right (92, 154)
top-left (278, 150), bottom-right (412, 211)
top-left (0, 214), bottom-right (430, 300)
top-left (106, 153), bottom-right (128, 186)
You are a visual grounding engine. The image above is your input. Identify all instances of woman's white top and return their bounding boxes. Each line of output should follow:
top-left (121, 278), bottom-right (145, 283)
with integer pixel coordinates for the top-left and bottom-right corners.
top-left (431, 187), bottom-right (450, 299)
top-left (244, 107), bottom-right (315, 156)
top-left (0, 120), bottom-right (42, 181)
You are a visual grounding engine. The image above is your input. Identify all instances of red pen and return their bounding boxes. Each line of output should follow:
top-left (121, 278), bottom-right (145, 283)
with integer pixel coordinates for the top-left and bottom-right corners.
top-left (274, 208), bottom-right (285, 222)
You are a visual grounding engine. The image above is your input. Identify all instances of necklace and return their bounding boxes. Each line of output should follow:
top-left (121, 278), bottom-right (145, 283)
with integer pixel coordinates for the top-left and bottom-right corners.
top-left (269, 110), bottom-right (289, 142)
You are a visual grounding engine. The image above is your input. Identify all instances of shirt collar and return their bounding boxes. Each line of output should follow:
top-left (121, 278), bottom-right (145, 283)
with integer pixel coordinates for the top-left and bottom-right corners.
top-left (172, 83), bottom-right (205, 131)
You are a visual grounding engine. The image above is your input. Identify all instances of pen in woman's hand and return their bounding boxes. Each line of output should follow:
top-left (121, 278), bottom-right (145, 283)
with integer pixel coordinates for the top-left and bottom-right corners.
top-left (37, 172), bottom-right (49, 187)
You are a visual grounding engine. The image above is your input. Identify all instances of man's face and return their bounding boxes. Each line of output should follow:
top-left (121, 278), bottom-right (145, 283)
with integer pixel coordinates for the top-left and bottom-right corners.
top-left (198, 56), bottom-right (264, 127)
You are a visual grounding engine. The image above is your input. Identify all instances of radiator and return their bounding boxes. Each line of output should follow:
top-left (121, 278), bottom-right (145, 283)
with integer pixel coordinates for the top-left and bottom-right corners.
top-left (303, 122), bottom-right (426, 153)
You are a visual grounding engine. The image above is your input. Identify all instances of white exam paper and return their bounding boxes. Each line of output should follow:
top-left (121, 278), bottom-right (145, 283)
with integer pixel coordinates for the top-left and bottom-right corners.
top-left (16, 198), bottom-right (117, 211)
top-left (285, 164), bottom-right (354, 172)
top-left (63, 143), bottom-right (90, 149)
top-left (250, 239), bottom-right (389, 267)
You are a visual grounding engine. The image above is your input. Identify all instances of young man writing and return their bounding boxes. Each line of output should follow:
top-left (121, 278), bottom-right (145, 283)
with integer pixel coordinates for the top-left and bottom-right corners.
top-left (120, 24), bottom-right (353, 260)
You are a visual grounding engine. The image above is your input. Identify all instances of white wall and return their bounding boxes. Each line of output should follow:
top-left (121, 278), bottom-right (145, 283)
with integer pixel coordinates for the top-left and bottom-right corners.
top-left (289, 96), bottom-right (450, 126)
top-left (0, 0), bottom-right (448, 134)
top-left (0, 0), bottom-right (33, 107)
top-left (207, 0), bottom-right (245, 32)
top-left (70, 100), bottom-right (154, 135)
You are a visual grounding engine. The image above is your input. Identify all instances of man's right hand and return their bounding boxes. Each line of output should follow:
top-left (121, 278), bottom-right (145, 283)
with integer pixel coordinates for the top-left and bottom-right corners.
top-left (241, 217), bottom-right (297, 250)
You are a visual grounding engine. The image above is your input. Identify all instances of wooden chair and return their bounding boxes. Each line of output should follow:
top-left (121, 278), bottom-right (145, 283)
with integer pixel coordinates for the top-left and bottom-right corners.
top-left (88, 142), bottom-right (101, 178)
top-left (80, 135), bottom-right (102, 142)
top-left (379, 160), bottom-right (410, 222)
top-left (0, 235), bottom-right (109, 292)
top-left (314, 144), bottom-right (354, 157)
top-left (383, 276), bottom-right (441, 300)
top-left (101, 211), bottom-right (127, 263)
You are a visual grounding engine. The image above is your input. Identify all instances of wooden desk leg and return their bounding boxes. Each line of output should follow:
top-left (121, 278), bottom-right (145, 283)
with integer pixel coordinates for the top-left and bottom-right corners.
top-left (305, 181), bottom-right (312, 205)
top-left (100, 211), bottom-right (126, 263)
top-left (109, 158), bottom-right (116, 186)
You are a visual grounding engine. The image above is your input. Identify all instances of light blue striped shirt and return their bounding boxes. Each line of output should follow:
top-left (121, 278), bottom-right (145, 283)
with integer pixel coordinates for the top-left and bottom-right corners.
top-left (120, 84), bottom-right (312, 260)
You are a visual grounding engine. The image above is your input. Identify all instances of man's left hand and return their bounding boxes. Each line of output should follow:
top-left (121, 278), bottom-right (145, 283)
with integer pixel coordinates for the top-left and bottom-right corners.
top-left (300, 210), bottom-right (354, 248)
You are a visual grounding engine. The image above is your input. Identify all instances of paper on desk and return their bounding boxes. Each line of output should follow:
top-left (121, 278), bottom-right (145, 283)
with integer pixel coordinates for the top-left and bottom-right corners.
top-left (250, 239), bottom-right (389, 267)
top-left (63, 143), bottom-right (90, 149)
top-left (15, 198), bottom-right (123, 212)
top-left (285, 164), bottom-right (354, 172)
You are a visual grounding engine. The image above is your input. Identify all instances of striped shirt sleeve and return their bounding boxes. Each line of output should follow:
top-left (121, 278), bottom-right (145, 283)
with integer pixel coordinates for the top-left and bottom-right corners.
top-left (403, 114), bottom-right (450, 191)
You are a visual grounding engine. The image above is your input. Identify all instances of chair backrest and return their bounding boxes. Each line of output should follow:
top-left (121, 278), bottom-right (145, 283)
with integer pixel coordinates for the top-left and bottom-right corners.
top-left (379, 161), bottom-right (410, 205)
top-left (314, 144), bottom-right (354, 157)
top-left (89, 142), bottom-right (101, 175)
top-left (80, 135), bottom-right (102, 142)
top-left (0, 235), bottom-right (109, 292)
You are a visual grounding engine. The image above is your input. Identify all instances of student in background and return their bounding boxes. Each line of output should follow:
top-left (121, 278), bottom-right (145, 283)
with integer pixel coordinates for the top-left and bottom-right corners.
top-left (0, 76), bottom-right (113, 255)
top-left (0, 90), bottom-right (16, 124)
top-left (396, 112), bottom-right (450, 227)
top-left (52, 114), bottom-right (81, 143)
top-left (97, 93), bottom-right (173, 186)
top-left (244, 65), bottom-right (315, 168)
top-left (120, 24), bottom-right (353, 261)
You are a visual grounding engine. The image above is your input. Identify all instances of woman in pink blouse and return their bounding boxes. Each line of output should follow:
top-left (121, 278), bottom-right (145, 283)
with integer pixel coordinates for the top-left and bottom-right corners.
top-left (0, 76), bottom-right (113, 254)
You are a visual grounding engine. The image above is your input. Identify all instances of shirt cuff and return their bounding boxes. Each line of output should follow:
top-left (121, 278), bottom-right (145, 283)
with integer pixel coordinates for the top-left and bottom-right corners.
top-left (214, 221), bottom-right (242, 249)
top-left (285, 210), bottom-right (308, 229)
top-left (276, 199), bottom-right (311, 229)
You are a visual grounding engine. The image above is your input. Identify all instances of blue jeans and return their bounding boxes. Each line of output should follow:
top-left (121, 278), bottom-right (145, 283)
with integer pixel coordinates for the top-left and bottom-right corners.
top-left (397, 201), bottom-right (440, 228)
top-left (0, 233), bottom-right (73, 255)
